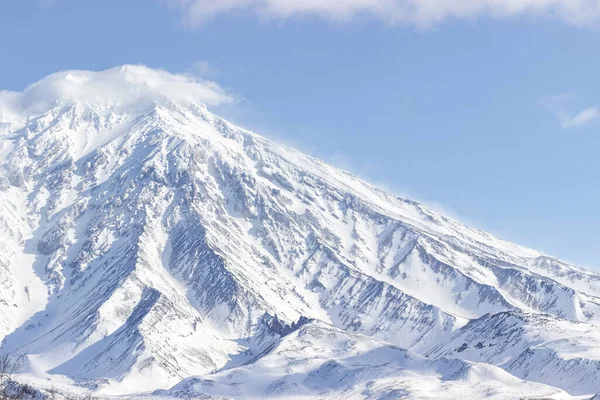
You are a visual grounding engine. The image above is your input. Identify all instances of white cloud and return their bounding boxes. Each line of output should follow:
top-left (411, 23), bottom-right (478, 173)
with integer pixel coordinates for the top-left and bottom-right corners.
top-left (0, 65), bottom-right (235, 115)
top-left (169, 0), bottom-right (600, 27)
top-left (539, 93), bottom-right (599, 129)
top-left (189, 60), bottom-right (220, 78)
top-left (558, 107), bottom-right (599, 129)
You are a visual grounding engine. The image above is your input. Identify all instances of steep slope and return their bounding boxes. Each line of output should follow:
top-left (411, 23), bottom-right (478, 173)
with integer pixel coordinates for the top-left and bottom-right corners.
top-left (0, 65), bottom-right (599, 397)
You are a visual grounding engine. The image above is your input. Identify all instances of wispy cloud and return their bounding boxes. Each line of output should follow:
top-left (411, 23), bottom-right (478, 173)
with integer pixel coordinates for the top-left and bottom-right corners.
top-left (167, 0), bottom-right (600, 28)
top-left (188, 60), bottom-right (220, 79)
top-left (538, 93), bottom-right (599, 130)
top-left (558, 107), bottom-right (599, 129)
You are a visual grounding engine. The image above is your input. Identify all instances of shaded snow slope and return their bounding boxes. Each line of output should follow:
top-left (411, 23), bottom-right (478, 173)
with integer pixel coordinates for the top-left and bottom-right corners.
top-left (427, 311), bottom-right (600, 395)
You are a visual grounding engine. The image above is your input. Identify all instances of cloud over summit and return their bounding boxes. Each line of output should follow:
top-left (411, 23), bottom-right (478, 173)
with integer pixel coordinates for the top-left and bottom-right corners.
top-left (0, 65), bottom-right (234, 115)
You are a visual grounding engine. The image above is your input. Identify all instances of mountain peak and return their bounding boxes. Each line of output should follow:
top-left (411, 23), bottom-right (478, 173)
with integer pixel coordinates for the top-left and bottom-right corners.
top-left (0, 65), bottom-right (233, 119)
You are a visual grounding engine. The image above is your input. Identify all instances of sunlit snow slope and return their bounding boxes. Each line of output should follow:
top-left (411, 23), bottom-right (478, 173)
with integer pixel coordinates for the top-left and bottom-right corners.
top-left (0, 66), bottom-right (599, 399)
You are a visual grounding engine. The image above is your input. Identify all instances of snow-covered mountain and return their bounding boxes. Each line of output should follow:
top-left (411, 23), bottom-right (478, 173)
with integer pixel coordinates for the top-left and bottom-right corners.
top-left (427, 311), bottom-right (600, 395)
top-left (155, 320), bottom-right (570, 400)
top-left (0, 65), bottom-right (599, 399)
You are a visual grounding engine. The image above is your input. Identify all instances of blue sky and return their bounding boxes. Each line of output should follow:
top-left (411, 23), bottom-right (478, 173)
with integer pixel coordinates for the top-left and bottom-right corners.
top-left (1, 0), bottom-right (599, 267)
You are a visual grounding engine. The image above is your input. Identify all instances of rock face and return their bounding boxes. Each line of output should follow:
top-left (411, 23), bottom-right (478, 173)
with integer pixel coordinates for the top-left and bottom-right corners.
top-left (0, 65), bottom-right (599, 398)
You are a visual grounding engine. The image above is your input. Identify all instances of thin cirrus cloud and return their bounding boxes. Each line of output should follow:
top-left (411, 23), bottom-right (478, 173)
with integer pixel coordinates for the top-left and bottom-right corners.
top-left (558, 107), bottom-right (599, 129)
top-left (538, 93), bottom-right (599, 129)
top-left (188, 60), bottom-right (220, 78)
top-left (168, 0), bottom-right (600, 27)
